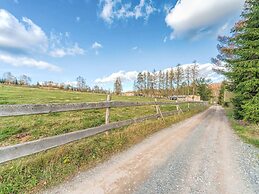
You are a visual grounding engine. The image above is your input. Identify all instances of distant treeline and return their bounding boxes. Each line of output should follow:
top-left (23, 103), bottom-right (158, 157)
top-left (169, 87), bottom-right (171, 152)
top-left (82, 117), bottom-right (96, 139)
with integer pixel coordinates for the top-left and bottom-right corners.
top-left (133, 63), bottom-right (212, 101)
top-left (0, 72), bottom-right (110, 94)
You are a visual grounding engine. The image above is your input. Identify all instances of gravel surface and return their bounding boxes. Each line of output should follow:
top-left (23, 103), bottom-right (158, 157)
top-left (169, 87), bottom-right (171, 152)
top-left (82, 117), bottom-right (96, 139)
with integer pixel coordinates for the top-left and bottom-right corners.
top-left (43, 106), bottom-right (259, 194)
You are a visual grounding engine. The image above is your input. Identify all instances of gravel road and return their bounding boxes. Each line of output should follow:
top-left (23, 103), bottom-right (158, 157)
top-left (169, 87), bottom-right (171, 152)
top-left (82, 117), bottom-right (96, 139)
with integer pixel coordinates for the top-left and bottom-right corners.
top-left (44, 106), bottom-right (259, 194)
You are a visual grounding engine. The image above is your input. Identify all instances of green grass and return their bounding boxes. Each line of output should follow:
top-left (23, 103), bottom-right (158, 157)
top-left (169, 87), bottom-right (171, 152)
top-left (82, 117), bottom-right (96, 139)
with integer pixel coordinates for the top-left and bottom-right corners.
top-left (0, 85), bottom-right (194, 146)
top-left (0, 84), bottom-right (161, 104)
top-left (225, 108), bottom-right (259, 148)
top-left (0, 85), bottom-right (207, 193)
top-left (0, 106), bottom-right (206, 194)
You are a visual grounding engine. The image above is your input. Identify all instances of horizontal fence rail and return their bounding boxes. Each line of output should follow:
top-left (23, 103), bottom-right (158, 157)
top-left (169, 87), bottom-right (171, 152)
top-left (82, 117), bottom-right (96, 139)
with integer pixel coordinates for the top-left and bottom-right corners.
top-left (0, 110), bottom-right (179, 164)
top-left (0, 101), bottom-right (202, 117)
top-left (0, 99), bottom-right (207, 164)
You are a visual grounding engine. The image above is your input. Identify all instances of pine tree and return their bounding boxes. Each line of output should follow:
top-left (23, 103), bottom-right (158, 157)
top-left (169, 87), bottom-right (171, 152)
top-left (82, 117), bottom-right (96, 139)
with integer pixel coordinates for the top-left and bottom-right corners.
top-left (136, 72), bottom-right (144, 94)
top-left (152, 69), bottom-right (157, 95)
top-left (196, 78), bottom-right (212, 101)
top-left (185, 66), bottom-right (191, 96)
top-left (218, 81), bottom-right (226, 105)
top-left (158, 70), bottom-right (163, 94)
top-left (175, 64), bottom-right (184, 96)
top-left (165, 71), bottom-right (170, 96)
top-left (143, 72), bottom-right (147, 94)
top-left (147, 72), bottom-right (152, 96)
top-left (169, 68), bottom-right (174, 94)
top-left (190, 61), bottom-right (199, 96)
top-left (213, 0), bottom-right (259, 122)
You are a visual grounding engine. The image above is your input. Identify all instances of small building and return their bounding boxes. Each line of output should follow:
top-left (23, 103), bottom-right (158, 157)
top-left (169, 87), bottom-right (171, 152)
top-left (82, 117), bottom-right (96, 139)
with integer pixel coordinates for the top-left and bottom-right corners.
top-left (169, 95), bottom-right (200, 101)
top-left (123, 91), bottom-right (135, 96)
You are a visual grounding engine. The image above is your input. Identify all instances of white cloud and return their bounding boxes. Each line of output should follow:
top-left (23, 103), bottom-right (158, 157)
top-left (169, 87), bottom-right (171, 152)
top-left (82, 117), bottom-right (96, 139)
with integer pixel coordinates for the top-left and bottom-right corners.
top-left (65, 32), bottom-right (70, 38)
top-left (92, 42), bottom-right (103, 49)
top-left (163, 36), bottom-right (167, 43)
top-left (95, 63), bottom-right (224, 85)
top-left (0, 53), bottom-right (61, 72)
top-left (131, 46), bottom-right (142, 53)
top-left (50, 43), bottom-right (85, 58)
top-left (0, 9), bottom-right (48, 53)
top-left (76, 16), bottom-right (80, 22)
top-left (165, 0), bottom-right (245, 39)
top-left (99, 0), bottom-right (157, 23)
top-left (0, 9), bottom-right (85, 60)
top-left (92, 41), bottom-right (103, 55)
top-left (49, 32), bottom-right (85, 58)
top-left (100, 0), bottom-right (114, 23)
top-left (95, 70), bottom-right (138, 83)
top-left (164, 63), bottom-right (224, 82)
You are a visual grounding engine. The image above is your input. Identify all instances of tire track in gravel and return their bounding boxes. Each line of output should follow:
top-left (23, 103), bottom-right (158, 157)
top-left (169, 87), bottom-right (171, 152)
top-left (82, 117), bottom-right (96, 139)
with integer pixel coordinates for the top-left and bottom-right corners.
top-left (134, 106), bottom-right (258, 194)
top-left (43, 107), bottom-right (211, 194)
top-left (43, 106), bottom-right (259, 194)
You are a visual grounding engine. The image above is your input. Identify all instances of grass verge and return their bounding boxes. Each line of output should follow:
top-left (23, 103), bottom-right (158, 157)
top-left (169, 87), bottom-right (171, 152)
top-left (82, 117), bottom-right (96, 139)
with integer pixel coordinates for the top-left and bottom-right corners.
top-left (225, 108), bottom-right (259, 148)
top-left (0, 106), bottom-right (206, 194)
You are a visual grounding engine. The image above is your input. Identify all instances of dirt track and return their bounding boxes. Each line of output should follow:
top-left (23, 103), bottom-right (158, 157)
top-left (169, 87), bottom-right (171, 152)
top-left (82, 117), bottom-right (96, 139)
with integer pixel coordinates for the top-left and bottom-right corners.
top-left (44, 106), bottom-right (259, 194)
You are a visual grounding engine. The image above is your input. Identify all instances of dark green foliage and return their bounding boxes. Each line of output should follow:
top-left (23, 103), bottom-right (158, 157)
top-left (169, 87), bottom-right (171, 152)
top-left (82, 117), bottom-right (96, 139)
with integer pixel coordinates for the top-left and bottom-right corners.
top-left (196, 78), bottom-right (212, 101)
top-left (218, 81), bottom-right (226, 105)
top-left (242, 94), bottom-right (259, 123)
top-left (213, 0), bottom-right (259, 123)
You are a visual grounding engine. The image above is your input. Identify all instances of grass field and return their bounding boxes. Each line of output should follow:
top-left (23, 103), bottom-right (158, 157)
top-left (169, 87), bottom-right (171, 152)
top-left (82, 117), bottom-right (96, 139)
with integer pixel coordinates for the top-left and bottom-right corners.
top-left (225, 108), bottom-right (259, 148)
top-left (0, 85), bottom-right (160, 104)
top-left (0, 85), bottom-right (191, 146)
top-left (0, 84), bottom-right (206, 193)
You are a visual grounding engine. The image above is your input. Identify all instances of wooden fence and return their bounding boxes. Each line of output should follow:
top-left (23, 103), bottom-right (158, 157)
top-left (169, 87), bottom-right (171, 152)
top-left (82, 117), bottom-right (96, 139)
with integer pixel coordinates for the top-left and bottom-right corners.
top-left (0, 97), bottom-right (206, 164)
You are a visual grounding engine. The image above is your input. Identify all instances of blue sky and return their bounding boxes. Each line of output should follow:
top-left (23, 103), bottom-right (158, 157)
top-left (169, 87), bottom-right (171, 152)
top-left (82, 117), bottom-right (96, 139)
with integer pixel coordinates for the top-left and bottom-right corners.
top-left (0, 0), bottom-right (245, 91)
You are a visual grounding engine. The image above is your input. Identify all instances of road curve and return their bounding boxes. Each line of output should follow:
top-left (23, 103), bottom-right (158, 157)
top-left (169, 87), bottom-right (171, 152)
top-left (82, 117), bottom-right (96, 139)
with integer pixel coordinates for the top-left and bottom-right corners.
top-left (44, 106), bottom-right (259, 194)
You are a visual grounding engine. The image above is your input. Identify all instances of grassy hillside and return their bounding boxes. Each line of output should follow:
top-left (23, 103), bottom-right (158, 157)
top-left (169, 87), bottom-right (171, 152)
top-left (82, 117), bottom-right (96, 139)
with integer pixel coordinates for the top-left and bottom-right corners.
top-left (0, 84), bottom-right (158, 105)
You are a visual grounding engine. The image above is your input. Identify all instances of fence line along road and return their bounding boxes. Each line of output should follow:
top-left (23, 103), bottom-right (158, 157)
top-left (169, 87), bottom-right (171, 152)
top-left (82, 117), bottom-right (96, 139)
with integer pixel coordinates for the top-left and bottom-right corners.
top-left (0, 98), bottom-right (206, 164)
top-left (0, 110), bottom-right (179, 164)
top-left (0, 101), bottom-right (201, 117)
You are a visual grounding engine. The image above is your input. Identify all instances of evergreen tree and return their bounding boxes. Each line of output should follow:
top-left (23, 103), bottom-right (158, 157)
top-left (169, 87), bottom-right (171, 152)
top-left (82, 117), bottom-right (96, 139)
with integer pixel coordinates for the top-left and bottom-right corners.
top-left (165, 71), bottom-right (170, 96)
top-left (196, 78), bottom-right (212, 101)
top-left (175, 64), bottom-right (184, 95)
top-left (190, 61), bottom-right (199, 96)
top-left (218, 81), bottom-right (227, 105)
top-left (169, 68), bottom-right (174, 93)
top-left (143, 72), bottom-right (147, 93)
top-left (158, 70), bottom-right (163, 91)
top-left (152, 69), bottom-right (157, 95)
top-left (213, 0), bottom-right (259, 122)
top-left (136, 72), bottom-right (144, 94)
top-left (147, 72), bottom-right (152, 96)
top-left (185, 66), bottom-right (191, 96)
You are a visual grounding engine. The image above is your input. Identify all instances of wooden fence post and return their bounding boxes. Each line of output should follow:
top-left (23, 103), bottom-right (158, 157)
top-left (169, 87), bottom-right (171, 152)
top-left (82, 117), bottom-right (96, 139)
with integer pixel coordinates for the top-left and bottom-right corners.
top-left (155, 98), bottom-right (165, 121)
top-left (155, 98), bottom-right (159, 115)
top-left (105, 94), bottom-right (111, 135)
top-left (105, 94), bottom-right (111, 125)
